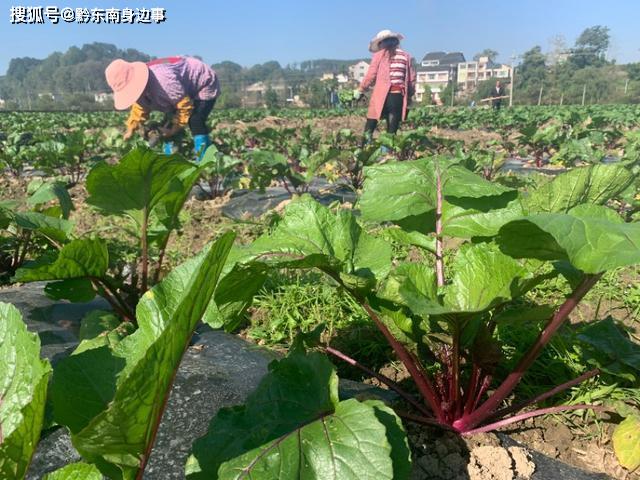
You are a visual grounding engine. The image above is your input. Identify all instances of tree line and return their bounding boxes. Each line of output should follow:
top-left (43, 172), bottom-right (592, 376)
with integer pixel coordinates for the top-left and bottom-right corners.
top-left (1, 26), bottom-right (639, 110)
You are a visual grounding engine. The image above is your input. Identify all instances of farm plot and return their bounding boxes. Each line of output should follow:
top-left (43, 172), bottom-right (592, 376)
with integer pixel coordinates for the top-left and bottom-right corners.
top-left (1, 106), bottom-right (639, 479)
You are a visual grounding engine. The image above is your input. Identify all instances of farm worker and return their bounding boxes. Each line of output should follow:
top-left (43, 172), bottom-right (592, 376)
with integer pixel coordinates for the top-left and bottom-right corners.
top-left (105, 56), bottom-right (219, 161)
top-left (490, 80), bottom-right (504, 110)
top-left (353, 30), bottom-right (416, 146)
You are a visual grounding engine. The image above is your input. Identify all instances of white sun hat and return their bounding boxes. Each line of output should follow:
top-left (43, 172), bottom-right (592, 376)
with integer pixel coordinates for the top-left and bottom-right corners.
top-left (369, 29), bottom-right (405, 53)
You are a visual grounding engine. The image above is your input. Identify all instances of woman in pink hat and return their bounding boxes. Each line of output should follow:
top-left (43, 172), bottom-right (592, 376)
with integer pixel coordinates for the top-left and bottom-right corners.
top-left (354, 30), bottom-right (416, 146)
top-left (105, 56), bottom-right (219, 160)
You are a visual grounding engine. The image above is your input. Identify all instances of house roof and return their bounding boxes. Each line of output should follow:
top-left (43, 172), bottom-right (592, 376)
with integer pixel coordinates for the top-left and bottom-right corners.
top-left (422, 51), bottom-right (446, 61)
top-left (421, 51), bottom-right (466, 65)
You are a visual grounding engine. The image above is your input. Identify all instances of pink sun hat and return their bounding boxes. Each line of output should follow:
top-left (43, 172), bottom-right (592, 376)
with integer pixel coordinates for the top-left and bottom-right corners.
top-left (105, 59), bottom-right (149, 110)
top-left (369, 29), bottom-right (405, 53)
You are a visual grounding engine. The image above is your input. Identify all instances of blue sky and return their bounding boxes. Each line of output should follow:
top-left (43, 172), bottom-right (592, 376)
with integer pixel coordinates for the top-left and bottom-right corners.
top-left (1, 0), bottom-right (639, 74)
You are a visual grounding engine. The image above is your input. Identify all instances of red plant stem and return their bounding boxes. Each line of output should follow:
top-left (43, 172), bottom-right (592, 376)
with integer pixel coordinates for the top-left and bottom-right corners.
top-left (17, 231), bottom-right (32, 266)
top-left (463, 365), bottom-right (481, 415)
top-left (462, 404), bottom-right (607, 435)
top-left (141, 207), bottom-right (149, 293)
top-left (434, 162), bottom-right (445, 287)
top-left (473, 374), bottom-right (493, 412)
top-left (396, 411), bottom-right (455, 431)
top-left (453, 274), bottom-right (601, 431)
top-left (153, 234), bottom-right (171, 285)
top-left (362, 303), bottom-right (446, 422)
top-left (325, 346), bottom-right (433, 418)
top-left (451, 326), bottom-right (461, 419)
top-left (488, 368), bottom-right (601, 421)
top-left (89, 278), bottom-right (135, 323)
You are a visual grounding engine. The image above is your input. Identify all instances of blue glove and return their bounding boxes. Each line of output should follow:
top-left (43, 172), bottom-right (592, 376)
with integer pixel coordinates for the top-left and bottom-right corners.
top-left (193, 134), bottom-right (210, 162)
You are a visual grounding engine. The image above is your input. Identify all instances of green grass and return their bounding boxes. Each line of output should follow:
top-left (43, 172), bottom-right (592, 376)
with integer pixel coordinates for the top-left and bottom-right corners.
top-left (246, 271), bottom-right (392, 380)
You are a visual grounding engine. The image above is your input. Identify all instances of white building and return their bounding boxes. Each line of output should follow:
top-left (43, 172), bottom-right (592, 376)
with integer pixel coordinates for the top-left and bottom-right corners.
top-left (415, 52), bottom-right (466, 103)
top-left (457, 56), bottom-right (512, 91)
top-left (94, 92), bottom-right (113, 103)
top-left (320, 73), bottom-right (350, 84)
top-left (348, 61), bottom-right (370, 82)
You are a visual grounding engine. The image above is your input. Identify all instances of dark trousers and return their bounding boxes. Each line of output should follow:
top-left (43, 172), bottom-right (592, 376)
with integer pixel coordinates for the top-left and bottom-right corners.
top-left (188, 99), bottom-right (216, 135)
top-left (364, 92), bottom-right (403, 136)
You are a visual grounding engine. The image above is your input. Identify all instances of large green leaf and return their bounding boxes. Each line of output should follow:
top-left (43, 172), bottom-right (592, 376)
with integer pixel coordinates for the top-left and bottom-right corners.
top-left (358, 159), bottom-right (438, 223)
top-left (13, 212), bottom-right (73, 243)
top-left (248, 195), bottom-right (393, 282)
top-left (378, 243), bottom-right (547, 316)
top-left (441, 193), bottom-right (524, 238)
top-left (42, 462), bottom-right (102, 480)
top-left (497, 214), bottom-right (640, 273)
top-left (186, 352), bottom-right (410, 480)
top-left (380, 227), bottom-right (436, 253)
top-left (50, 232), bottom-right (235, 480)
top-left (0, 302), bottom-right (51, 480)
top-left (443, 243), bottom-right (547, 313)
top-left (149, 164), bottom-right (202, 247)
top-left (44, 278), bottom-right (96, 303)
top-left (27, 180), bottom-right (73, 219)
top-left (14, 238), bottom-right (108, 282)
top-left (524, 163), bottom-right (636, 213)
top-left (204, 260), bottom-right (270, 331)
top-left (86, 147), bottom-right (193, 226)
top-left (359, 158), bottom-right (519, 238)
top-left (613, 415), bottom-right (640, 471)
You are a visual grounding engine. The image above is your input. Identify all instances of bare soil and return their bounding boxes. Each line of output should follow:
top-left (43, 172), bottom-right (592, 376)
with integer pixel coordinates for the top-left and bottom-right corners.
top-left (217, 114), bottom-right (503, 146)
top-left (408, 423), bottom-right (536, 480)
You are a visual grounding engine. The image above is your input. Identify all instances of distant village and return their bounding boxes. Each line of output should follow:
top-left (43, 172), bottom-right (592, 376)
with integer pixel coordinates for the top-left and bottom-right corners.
top-left (0, 51), bottom-right (513, 110)
top-left (234, 51), bottom-right (513, 107)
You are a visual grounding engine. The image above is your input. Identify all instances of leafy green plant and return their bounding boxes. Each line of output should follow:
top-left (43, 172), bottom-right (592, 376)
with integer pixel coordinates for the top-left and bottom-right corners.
top-left (0, 179), bottom-right (73, 281)
top-left (0, 302), bottom-right (51, 479)
top-left (203, 160), bottom-right (640, 440)
top-left (198, 145), bottom-right (242, 199)
top-left (46, 232), bottom-right (234, 479)
top-left (35, 131), bottom-right (96, 187)
top-left (14, 147), bottom-right (202, 319)
top-left (247, 148), bottom-right (338, 195)
top-left (0, 132), bottom-right (38, 179)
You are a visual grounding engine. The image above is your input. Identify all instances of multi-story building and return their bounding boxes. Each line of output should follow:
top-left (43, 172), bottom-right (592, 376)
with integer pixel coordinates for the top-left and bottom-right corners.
top-left (348, 61), bottom-right (370, 82)
top-left (94, 92), bottom-right (113, 103)
top-left (457, 56), bottom-right (512, 91)
top-left (415, 51), bottom-right (465, 103)
top-left (320, 73), bottom-right (350, 84)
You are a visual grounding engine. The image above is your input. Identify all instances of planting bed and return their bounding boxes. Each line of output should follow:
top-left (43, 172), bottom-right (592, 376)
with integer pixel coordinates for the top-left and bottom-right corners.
top-left (1, 106), bottom-right (639, 479)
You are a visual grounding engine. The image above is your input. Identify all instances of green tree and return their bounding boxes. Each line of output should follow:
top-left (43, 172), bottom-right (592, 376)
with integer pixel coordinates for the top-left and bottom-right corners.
top-left (626, 63), bottom-right (640, 81)
top-left (515, 46), bottom-right (547, 104)
top-left (570, 25), bottom-right (610, 69)
top-left (265, 87), bottom-right (279, 109)
top-left (473, 49), bottom-right (499, 63)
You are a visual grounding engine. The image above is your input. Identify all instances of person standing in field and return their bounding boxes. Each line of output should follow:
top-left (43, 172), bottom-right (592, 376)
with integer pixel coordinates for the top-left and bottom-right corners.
top-left (490, 80), bottom-right (504, 110)
top-left (354, 30), bottom-right (416, 146)
top-left (105, 56), bottom-right (219, 161)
